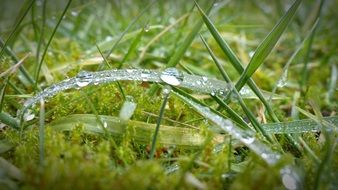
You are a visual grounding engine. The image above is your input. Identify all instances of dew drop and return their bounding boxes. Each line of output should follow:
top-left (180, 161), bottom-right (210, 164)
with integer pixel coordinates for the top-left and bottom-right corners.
top-left (24, 110), bottom-right (35, 121)
top-left (162, 85), bottom-right (172, 96)
top-left (202, 76), bottom-right (208, 82)
top-left (103, 121), bottom-right (108, 128)
top-left (144, 24), bottom-right (150, 32)
top-left (241, 134), bottom-right (255, 144)
top-left (71, 11), bottom-right (78, 17)
top-left (160, 68), bottom-right (184, 86)
top-left (277, 70), bottom-right (288, 87)
top-left (280, 167), bottom-right (299, 190)
top-left (119, 96), bottom-right (137, 121)
top-left (75, 71), bottom-right (93, 87)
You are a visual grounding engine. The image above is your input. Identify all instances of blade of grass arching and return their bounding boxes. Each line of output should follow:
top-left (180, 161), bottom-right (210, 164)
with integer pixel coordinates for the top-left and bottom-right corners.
top-left (118, 27), bottom-right (144, 68)
top-left (148, 1), bottom-right (215, 95)
top-left (0, 0), bottom-right (35, 57)
top-left (39, 98), bottom-right (45, 165)
top-left (34, 0), bottom-right (73, 89)
top-left (104, 0), bottom-right (157, 61)
top-left (268, 20), bottom-right (319, 103)
top-left (194, 1), bottom-right (279, 122)
top-left (50, 114), bottom-right (218, 147)
top-left (300, 0), bottom-right (326, 92)
top-left (149, 86), bottom-right (171, 159)
top-left (235, 0), bottom-right (301, 91)
top-left (96, 45), bottom-right (126, 100)
top-left (200, 35), bottom-right (275, 143)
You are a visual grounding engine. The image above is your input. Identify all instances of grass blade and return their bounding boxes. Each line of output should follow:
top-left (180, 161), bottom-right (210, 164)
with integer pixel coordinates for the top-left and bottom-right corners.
top-left (50, 114), bottom-right (218, 147)
top-left (0, 0), bottom-right (35, 57)
top-left (149, 86), bottom-right (171, 159)
top-left (194, 1), bottom-right (279, 122)
top-left (200, 35), bottom-right (274, 143)
top-left (34, 0), bottom-right (73, 89)
top-left (235, 0), bottom-right (301, 90)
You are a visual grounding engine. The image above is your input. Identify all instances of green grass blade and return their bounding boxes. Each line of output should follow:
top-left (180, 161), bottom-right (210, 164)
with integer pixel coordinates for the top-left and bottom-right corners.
top-left (50, 114), bottom-right (216, 147)
top-left (200, 35), bottom-right (274, 143)
top-left (118, 28), bottom-right (144, 68)
top-left (0, 0), bottom-right (35, 57)
top-left (96, 44), bottom-right (126, 100)
top-left (195, 1), bottom-right (280, 122)
top-left (261, 116), bottom-right (337, 134)
top-left (300, 0), bottom-right (326, 92)
top-left (269, 20), bottom-right (319, 103)
top-left (0, 112), bottom-right (19, 129)
top-left (150, 86), bottom-right (170, 159)
top-left (34, 0), bottom-right (73, 89)
top-left (35, 0), bottom-right (47, 70)
top-left (235, 0), bottom-right (301, 90)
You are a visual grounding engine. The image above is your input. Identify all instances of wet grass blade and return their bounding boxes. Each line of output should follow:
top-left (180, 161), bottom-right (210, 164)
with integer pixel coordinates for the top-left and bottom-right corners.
top-left (34, 0), bottom-right (73, 89)
top-left (261, 116), bottom-right (337, 134)
top-left (269, 20), bottom-right (319, 103)
top-left (235, 0), bottom-right (301, 90)
top-left (200, 35), bottom-right (274, 143)
top-left (194, 1), bottom-right (279, 122)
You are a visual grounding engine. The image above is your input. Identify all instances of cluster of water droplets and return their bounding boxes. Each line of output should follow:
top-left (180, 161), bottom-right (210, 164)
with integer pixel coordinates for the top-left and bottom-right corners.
top-left (19, 68), bottom-right (256, 124)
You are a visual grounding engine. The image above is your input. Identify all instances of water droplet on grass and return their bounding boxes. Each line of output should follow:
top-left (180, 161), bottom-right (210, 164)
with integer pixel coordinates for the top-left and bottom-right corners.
top-left (280, 167), bottom-right (300, 190)
top-left (160, 68), bottom-right (184, 86)
top-left (241, 134), bottom-right (255, 144)
top-left (144, 24), bottom-right (150, 32)
top-left (162, 85), bottom-right (172, 96)
top-left (277, 70), bottom-right (288, 87)
top-left (71, 11), bottom-right (78, 17)
top-left (75, 71), bottom-right (93, 87)
top-left (24, 110), bottom-right (35, 121)
top-left (119, 96), bottom-right (137, 121)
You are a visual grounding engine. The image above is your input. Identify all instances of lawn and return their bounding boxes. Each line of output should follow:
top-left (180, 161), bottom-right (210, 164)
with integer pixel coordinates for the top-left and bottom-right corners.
top-left (0, 0), bottom-right (337, 189)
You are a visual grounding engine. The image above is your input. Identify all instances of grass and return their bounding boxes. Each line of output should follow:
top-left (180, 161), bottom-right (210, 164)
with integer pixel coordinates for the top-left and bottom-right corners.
top-left (0, 0), bottom-right (337, 189)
